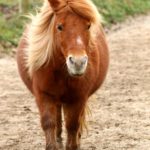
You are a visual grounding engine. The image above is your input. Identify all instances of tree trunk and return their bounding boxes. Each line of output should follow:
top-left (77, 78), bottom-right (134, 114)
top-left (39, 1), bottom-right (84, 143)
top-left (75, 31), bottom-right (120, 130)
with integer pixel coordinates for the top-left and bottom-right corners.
top-left (19, 0), bottom-right (30, 14)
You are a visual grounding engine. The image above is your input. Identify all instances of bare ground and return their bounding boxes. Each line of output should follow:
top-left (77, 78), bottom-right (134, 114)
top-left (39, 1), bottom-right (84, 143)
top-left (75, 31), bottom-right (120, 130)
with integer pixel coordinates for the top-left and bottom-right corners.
top-left (0, 14), bottom-right (150, 150)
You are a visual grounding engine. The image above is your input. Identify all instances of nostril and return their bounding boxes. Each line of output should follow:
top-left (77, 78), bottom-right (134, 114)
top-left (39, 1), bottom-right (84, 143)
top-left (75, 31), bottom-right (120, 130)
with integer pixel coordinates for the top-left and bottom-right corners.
top-left (68, 56), bottom-right (74, 64)
top-left (82, 56), bottom-right (88, 65)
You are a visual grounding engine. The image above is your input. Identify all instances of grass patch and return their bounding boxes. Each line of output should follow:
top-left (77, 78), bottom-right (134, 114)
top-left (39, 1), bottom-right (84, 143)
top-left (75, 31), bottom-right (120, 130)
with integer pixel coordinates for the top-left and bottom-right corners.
top-left (0, 0), bottom-right (150, 53)
top-left (0, 13), bottom-right (25, 46)
top-left (0, 0), bottom-right (40, 53)
top-left (93, 0), bottom-right (150, 24)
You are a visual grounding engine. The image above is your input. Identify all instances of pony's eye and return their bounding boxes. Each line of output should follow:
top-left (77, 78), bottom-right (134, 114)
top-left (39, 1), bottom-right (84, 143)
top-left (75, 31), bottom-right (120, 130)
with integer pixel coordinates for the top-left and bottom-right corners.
top-left (87, 23), bottom-right (91, 30)
top-left (87, 25), bottom-right (91, 29)
top-left (57, 24), bottom-right (63, 31)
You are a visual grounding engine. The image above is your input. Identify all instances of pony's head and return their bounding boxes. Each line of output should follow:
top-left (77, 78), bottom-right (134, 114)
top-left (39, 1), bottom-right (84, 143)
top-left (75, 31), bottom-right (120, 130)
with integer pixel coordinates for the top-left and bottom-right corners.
top-left (53, 1), bottom-right (93, 76)
top-left (26, 0), bottom-right (102, 77)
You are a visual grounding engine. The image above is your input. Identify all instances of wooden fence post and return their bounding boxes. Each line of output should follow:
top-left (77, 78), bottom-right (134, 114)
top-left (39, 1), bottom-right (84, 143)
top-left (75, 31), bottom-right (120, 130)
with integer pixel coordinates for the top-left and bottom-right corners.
top-left (19, 0), bottom-right (30, 14)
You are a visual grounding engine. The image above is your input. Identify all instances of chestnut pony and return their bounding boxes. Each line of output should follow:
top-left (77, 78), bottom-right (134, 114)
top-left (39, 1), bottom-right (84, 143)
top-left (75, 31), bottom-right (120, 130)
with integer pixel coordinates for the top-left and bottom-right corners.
top-left (17, 0), bottom-right (109, 149)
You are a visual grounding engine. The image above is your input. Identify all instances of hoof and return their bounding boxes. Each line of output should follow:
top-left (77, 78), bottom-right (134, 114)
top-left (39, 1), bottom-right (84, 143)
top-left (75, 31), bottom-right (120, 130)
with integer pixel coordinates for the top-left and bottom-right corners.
top-left (56, 137), bottom-right (64, 149)
top-left (66, 145), bottom-right (80, 150)
top-left (57, 137), bottom-right (63, 143)
top-left (46, 144), bottom-right (58, 150)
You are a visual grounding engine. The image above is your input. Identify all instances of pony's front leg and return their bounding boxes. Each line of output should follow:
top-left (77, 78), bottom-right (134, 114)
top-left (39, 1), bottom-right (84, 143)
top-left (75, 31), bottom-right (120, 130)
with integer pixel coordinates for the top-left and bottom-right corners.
top-left (56, 105), bottom-right (63, 150)
top-left (56, 105), bottom-right (62, 143)
top-left (63, 102), bottom-right (86, 150)
top-left (35, 93), bottom-right (58, 150)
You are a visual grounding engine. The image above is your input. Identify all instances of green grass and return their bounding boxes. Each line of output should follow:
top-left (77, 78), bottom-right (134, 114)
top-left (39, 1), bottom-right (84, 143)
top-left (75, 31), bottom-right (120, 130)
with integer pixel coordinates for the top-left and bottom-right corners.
top-left (0, 0), bottom-right (41, 53)
top-left (93, 0), bottom-right (150, 24)
top-left (0, 13), bottom-right (25, 46)
top-left (0, 0), bottom-right (150, 53)
top-left (0, 0), bottom-right (17, 6)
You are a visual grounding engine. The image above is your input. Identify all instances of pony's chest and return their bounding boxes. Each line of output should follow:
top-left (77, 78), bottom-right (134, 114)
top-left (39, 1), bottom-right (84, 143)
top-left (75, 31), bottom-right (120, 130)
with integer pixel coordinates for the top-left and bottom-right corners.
top-left (44, 74), bottom-right (67, 99)
top-left (34, 65), bottom-right (92, 103)
top-left (37, 72), bottom-right (89, 102)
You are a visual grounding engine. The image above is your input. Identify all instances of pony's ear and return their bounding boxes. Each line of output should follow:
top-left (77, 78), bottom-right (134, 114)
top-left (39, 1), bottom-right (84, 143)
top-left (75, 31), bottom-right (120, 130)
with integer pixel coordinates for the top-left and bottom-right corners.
top-left (48, 0), bottom-right (62, 11)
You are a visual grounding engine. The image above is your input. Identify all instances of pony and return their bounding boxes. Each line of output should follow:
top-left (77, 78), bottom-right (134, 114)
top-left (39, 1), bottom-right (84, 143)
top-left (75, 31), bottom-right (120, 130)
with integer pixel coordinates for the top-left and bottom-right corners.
top-left (17, 0), bottom-right (109, 149)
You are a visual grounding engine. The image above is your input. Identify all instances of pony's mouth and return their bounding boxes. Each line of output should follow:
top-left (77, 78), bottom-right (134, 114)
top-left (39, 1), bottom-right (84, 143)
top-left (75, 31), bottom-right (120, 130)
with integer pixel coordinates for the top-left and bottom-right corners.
top-left (69, 71), bottom-right (85, 77)
top-left (67, 66), bottom-right (87, 77)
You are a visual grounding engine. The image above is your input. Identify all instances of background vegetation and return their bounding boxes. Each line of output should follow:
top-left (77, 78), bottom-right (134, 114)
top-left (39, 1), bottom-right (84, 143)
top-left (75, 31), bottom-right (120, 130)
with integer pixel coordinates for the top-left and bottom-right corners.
top-left (0, 0), bottom-right (150, 53)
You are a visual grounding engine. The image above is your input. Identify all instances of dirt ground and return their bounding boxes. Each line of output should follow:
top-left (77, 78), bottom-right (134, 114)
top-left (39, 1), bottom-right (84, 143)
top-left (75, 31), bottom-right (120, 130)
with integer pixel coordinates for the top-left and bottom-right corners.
top-left (0, 14), bottom-right (150, 150)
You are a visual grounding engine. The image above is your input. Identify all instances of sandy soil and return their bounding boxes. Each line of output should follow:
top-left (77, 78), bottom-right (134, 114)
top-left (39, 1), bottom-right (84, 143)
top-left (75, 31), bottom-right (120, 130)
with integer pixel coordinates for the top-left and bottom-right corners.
top-left (0, 14), bottom-right (150, 150)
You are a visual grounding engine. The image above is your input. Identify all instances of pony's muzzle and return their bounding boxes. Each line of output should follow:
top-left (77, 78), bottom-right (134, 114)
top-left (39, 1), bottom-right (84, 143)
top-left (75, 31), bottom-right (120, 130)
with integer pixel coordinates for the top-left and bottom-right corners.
top-left (66, 55), bottom-right (88, 76)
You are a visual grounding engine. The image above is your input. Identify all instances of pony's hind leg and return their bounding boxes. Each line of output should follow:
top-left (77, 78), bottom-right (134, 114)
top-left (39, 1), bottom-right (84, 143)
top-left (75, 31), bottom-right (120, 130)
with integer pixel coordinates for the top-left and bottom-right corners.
top-left (63, 102), bottom-right (85, 150)
top-left (35, 93), bottom-right (58, 150)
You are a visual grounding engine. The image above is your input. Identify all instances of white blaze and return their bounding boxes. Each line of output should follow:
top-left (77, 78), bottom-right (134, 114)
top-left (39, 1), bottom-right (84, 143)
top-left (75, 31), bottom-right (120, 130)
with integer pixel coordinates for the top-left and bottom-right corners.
top-left (76, 36), bottom-right (83, 45)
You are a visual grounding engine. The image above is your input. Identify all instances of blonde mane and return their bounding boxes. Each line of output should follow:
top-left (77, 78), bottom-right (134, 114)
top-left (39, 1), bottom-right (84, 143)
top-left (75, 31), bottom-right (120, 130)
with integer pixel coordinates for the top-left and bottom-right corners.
top-left (26, 0), bottom-right (102, 76)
